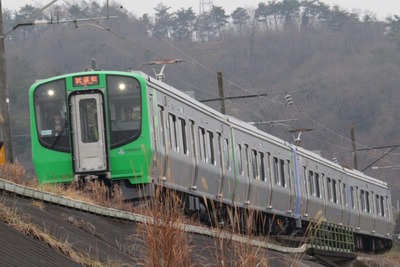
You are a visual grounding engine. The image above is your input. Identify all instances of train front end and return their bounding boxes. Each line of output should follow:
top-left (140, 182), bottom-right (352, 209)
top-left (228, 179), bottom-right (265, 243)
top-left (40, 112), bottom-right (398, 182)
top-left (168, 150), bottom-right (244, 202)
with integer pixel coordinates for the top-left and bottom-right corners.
top-left (29, 71), bottom-right (153, 191)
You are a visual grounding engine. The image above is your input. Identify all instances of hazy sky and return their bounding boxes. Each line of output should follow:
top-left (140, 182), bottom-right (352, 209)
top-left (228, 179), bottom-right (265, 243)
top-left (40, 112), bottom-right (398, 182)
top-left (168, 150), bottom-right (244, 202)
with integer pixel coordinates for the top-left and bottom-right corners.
top-left (3, 0), bottom-right (400, 20)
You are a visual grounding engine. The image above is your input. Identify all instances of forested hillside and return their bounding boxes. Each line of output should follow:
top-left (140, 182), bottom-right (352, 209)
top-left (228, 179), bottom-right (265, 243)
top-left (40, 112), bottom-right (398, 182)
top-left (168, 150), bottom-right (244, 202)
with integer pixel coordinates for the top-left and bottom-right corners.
top-left (4, 1), bottom-right (400, 200)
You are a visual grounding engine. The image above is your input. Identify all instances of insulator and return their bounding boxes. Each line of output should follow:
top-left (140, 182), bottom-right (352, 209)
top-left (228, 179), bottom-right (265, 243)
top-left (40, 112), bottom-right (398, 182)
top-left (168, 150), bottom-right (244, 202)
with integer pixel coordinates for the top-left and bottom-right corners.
top-left (285, 94), bottom-right (293, 105)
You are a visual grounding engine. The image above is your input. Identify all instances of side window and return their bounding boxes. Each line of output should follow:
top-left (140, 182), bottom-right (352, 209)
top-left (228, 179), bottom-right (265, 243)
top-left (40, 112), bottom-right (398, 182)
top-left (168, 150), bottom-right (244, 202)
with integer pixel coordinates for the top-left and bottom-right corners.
top-left (350, 186), bottom-right (355, 209)
top-left (332, 179), bottom-right (337, 204)
top-left (381, 196), bottom-right (385, 217)
top-left (190, 120), bottom-right (196, 158)
top-left (366, 191), bottom-right (370, 213)
top-left (342, 183), bottom-right (348, 207)
top-left (326, 177), bottom-right (332, 201)
top-left (208, 131), bottom-right (215, 165)
top-left (315, 173), bottom-right (321, 198)
top-left (237, 144), bottom-right (243, 175)
top-left (266, 152), bottom-right (272, 183)
top-left (260, 152), bottom-right (265, 182)
top-left (273, 157), bottom-right (279, 185)
top-left (251, 149), bottom-right (258, 179)
top-left (279, 159), bottom-right (286, 187)
top-left (198, 127), bottom-right (206, 162)
top-left (360, 190), bottom-right (365, 212)
top-left (286, 160), bottom-right (291, 187)
top-left (168, 113), bottom-right (178, 151)
top-left (303, 167), bottom-right (308, 196)
top-left (158, 106), bottom-right (165, 149)
top-left (244, 144), bottom-right (250, 177)
top-left (223, 138), bottom-right (231, 171)
top-left (179, 117), bottom-right (188, 155)
top-left (309, 170), bottom-right (315, 196)
top-left (375, 195), bottom-right (381, 216)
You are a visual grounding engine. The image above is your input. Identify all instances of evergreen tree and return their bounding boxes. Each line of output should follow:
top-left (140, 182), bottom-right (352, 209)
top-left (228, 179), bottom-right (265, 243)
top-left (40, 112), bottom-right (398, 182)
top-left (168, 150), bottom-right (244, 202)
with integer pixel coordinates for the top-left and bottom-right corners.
top-left (171, 8), bottom-right (196, 41)
top-left (153, 3), bottom-right (173, 38)
top-left (231, 7), bottom-right (250, 33)
top-left (212, 6), bottom-right (229, 38)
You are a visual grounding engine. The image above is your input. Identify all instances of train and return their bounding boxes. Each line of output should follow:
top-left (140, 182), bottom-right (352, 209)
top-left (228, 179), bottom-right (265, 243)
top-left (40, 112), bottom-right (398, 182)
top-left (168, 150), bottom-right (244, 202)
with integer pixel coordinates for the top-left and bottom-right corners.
top-left (29, 69), bottom-right (393, 253)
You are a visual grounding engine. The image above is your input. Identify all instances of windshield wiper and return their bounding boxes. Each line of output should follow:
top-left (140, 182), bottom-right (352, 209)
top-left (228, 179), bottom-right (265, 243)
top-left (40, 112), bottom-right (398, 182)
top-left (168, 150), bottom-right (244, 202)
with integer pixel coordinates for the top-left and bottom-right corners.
top-left (110, 120), bottom-right (131, 144)
top-left (50, 122), bottom-right (68, 148)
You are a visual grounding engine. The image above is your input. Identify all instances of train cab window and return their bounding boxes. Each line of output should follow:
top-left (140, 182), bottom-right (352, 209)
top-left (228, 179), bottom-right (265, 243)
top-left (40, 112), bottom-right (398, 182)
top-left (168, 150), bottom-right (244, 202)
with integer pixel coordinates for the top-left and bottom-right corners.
top-left (107, 75), bottom-right (141, 148)
top-left (33, 78), bottom-right (70, 151)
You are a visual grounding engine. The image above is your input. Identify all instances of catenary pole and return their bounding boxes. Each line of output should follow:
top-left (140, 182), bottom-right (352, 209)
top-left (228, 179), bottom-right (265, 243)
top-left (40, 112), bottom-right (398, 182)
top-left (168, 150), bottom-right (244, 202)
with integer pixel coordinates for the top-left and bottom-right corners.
top-left (0, 0), bottom-right (13, 163)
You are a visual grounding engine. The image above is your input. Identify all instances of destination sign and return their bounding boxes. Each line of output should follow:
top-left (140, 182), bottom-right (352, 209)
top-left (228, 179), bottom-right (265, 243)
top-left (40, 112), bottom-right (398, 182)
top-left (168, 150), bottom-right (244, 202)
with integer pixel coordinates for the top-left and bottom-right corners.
top-left (73, 75), bottom-right (99, 87)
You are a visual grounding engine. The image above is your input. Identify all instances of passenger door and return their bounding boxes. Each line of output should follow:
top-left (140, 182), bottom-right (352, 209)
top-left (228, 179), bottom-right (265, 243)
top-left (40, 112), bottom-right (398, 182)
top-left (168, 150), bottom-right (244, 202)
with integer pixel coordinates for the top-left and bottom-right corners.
top-left (70, 92), bottom-right (108, 174)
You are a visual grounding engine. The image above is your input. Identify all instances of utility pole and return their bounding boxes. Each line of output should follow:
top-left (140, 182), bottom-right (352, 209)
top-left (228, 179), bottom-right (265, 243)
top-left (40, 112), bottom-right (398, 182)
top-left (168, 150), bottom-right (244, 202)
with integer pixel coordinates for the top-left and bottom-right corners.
top-left (0, 0), bottom-right (13, 163)
top-left (351, 126), bottom-right (357, 170)
top-left (217, 71), bottom-right (225, 114)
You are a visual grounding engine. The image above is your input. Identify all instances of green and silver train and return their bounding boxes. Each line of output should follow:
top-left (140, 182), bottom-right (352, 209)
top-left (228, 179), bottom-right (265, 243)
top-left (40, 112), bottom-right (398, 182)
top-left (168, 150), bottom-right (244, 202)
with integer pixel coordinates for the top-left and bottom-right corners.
top-left (30, 69), bottom-right (393, 253)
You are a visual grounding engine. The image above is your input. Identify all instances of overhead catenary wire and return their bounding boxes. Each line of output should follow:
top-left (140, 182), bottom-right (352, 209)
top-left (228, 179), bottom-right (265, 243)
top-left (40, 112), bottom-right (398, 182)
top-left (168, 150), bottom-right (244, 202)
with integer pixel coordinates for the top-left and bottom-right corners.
top-left (29, 1), bottom-right (400, 165)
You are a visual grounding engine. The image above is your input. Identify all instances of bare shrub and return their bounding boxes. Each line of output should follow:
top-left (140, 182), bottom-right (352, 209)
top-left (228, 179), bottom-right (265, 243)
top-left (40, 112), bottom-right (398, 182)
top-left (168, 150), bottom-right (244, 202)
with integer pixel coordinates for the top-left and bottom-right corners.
top-left (134, 186), bottom-right (194, 267)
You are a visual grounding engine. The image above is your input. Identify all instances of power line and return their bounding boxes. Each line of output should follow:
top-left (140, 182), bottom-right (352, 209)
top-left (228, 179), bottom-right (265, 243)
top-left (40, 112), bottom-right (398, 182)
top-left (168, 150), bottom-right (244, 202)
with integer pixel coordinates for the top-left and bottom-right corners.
top-left (33, 1), bottom-right (400, 166)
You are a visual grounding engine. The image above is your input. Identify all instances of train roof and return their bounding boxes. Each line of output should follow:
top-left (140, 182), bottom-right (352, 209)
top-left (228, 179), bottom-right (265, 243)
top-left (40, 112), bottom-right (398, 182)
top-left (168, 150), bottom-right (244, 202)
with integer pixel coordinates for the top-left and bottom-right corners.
top-left (134, 70), bottom-right (389, 189)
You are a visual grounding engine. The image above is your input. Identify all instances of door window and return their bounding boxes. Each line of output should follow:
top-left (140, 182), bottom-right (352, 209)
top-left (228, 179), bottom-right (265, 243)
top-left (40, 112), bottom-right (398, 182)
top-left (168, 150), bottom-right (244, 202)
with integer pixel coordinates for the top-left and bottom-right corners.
top-left (79, 98), bottom-right (99, 143)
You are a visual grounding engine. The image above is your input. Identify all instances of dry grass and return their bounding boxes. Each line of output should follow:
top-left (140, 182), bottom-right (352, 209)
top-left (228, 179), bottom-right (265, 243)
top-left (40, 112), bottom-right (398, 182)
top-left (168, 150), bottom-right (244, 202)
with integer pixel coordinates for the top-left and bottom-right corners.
top-left (202, 200), bottom-right (270, 267)
top-left (357, 244), bottom-right (400, 267)
top-left (0, 162), bottom-right (36, 186)
top-left (0, 162), bottom-right (134, 213)
top-left (0, 200), bottom-right (104, 267)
